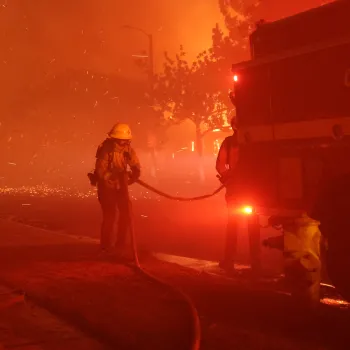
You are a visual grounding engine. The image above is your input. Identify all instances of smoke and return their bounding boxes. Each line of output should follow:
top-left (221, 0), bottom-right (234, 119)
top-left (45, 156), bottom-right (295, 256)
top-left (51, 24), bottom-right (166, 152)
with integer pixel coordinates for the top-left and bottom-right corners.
top-left (0, 0), bottom-right (326, 102)
top-left (0, 0), bottom-right (336, 187)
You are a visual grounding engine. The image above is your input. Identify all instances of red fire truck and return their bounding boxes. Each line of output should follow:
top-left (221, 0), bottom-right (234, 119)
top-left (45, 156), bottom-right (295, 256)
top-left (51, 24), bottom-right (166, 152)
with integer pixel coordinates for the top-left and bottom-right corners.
top-left (230, 0), bottom-right (350, 300)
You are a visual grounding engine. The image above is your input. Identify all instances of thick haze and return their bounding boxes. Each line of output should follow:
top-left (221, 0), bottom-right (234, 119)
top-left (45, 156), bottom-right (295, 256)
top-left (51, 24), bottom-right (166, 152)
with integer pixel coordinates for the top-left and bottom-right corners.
top-left (0, 0), bottom-right (329, 99)
top-left (0, 0), bottom-right (223, 102)
top-left (0, 0), bottom-right (332, 188)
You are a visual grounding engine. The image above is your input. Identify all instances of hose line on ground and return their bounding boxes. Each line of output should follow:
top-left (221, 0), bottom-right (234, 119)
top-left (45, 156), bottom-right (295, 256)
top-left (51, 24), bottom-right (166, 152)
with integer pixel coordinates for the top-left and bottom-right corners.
top-left (125, 177), bottom-right (201, 350)
top-left (136, 179), bottom-right (224, 201)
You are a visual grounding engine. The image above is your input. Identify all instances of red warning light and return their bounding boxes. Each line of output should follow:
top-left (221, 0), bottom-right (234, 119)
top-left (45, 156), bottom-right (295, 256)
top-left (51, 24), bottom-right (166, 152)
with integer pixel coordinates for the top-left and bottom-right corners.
top-left (233, 75), bottom-right (238, 82)
top-left (241, 206), bottom-right (253, 215)
top-left (230, 205), bottom-right (255, 216)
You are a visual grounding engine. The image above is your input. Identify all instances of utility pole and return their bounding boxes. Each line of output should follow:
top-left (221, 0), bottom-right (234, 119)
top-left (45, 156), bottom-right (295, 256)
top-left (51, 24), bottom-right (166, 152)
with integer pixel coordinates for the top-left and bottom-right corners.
top-left (121, 25), bottom-right (157, 179)
top-left (147, 33), bottom-right (154, 89)
top-left (120, 25), bottom-right (154, 89)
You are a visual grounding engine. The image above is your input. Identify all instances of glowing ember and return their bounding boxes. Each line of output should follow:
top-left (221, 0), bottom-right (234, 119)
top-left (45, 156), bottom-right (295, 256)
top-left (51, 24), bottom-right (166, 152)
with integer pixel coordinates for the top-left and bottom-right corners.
top-left (321, 298), bottom-right (350, 308)
top-left (0, 185), bottom-right (159, 200)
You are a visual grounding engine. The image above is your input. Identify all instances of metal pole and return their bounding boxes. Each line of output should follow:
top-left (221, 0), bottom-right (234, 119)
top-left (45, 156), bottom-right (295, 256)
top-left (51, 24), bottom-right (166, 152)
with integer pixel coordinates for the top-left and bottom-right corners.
top-left (148, 34), bottom-right (154, 88)
top-left (121, 25), bottom-right (154, 86)
top-left (121, 25), bottom-right (156, 176)
top-left (146, 33), bottom-right (157, 178)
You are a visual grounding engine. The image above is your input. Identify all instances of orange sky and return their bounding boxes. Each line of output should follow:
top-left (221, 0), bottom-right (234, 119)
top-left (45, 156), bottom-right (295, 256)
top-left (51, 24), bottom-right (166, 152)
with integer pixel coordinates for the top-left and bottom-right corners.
top-left (0, 0), bottom-right (332, 102)
top-left (0, 0), bottom-right (335, 183)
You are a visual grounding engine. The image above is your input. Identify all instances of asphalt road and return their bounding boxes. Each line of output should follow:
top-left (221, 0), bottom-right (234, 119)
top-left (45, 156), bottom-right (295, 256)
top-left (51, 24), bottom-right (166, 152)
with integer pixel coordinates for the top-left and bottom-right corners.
top-left (1, 192), bottom-right (350, 350)
top-left (0, 189), bottom-right (283, 276)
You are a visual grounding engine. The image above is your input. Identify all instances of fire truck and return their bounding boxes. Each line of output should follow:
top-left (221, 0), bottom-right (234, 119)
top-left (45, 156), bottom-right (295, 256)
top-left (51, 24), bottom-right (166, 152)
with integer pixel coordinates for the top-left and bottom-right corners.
top-left (230, 0), bottom-right (350, 301)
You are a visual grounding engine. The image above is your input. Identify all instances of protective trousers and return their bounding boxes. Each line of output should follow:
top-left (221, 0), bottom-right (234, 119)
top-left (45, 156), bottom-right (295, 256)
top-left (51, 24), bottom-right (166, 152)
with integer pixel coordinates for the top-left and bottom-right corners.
top-left (98, 187), bottom-right (130, 250)
top-left (223, 212), bottom-right (238, 264)
top-left (247, 214), bottom-right (262, 272)
top-left (224, 199), bottom-right (261, 273)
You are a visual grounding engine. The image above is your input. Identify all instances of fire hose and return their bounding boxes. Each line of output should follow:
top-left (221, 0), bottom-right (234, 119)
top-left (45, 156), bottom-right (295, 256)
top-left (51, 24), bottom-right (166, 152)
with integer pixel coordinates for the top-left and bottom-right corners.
top-left (135, 179), bottom-right (225, 201)
top-left (125, 179), bottom-right (225, 350)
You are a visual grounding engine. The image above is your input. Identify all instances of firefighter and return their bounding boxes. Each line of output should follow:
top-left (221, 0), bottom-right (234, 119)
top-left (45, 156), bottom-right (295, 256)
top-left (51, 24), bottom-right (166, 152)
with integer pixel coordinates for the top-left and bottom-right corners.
top-left (216, 118), bottom-right (261, 274)
top-left (94, 123), bottom-right (141, 254)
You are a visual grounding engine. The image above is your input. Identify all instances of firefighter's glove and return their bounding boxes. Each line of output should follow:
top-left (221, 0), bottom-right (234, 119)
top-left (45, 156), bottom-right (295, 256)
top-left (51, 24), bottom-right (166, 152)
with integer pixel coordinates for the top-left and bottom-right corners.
top-left (128, 167), bottom-right (140, 185)
top-left (216, 174), bottom-right (224, 184)
top-left (217, 170), bottom-right (231, 186)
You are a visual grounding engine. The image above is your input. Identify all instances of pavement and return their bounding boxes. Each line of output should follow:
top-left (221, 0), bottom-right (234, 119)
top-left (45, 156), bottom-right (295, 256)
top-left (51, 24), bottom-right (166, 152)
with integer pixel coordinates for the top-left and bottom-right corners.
top-left (153, 253), bottom-right (350, 309)
top-left (0, 286), bottom-right (104, 350)
top-left (0, 219), bottom-right (196, 350)
top-left (0, 219), bottom-right (106, 349)
top-left (1, 217), bottom-right (350, 350)
top-left (0, 191), bottom-right (282, 267)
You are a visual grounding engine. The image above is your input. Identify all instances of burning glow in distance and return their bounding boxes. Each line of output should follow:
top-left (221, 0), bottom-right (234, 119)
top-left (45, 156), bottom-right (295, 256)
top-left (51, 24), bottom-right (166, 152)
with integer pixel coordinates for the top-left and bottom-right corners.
top-left (233, 75), bottom-right (238, 82)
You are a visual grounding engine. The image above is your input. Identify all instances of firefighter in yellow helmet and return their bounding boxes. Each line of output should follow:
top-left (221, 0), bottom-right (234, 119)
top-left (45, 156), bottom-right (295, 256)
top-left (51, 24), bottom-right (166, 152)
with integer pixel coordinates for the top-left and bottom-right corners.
top-left (94, 123), bottom-right (141, 253)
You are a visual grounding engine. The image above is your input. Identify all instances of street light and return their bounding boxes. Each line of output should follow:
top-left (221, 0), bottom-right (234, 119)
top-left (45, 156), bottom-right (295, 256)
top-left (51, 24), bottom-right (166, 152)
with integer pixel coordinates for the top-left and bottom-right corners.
top-left (120, 25), bottom-right (157, 178)
top-left (120, 25), bottom-right (154, 86)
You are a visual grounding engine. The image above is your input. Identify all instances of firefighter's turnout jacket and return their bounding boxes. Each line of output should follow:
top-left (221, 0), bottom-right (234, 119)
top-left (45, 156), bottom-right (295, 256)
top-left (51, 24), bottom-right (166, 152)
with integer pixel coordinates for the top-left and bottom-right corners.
top-left (95, 138), bottom-right (141, 190)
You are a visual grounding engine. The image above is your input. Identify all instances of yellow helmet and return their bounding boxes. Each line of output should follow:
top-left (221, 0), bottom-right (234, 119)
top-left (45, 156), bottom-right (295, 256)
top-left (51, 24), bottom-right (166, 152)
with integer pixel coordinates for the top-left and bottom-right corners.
top-left (108, 123), bottom-right (132, 140)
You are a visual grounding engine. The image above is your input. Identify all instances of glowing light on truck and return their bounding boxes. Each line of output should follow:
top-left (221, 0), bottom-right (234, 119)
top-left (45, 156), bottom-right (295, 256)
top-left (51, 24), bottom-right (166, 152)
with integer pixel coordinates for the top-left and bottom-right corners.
top-left (241, 206), bottom-right (253, 215)
top-left (231, 205), bottom-right (254, 215)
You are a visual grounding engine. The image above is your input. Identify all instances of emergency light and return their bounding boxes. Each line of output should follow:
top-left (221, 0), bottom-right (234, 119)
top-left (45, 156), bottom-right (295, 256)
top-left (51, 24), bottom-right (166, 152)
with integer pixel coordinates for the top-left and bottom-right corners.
top-left (241, 205), bottom-right (253, 215)
top-left (231, 205), bottom-right (255, 215)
